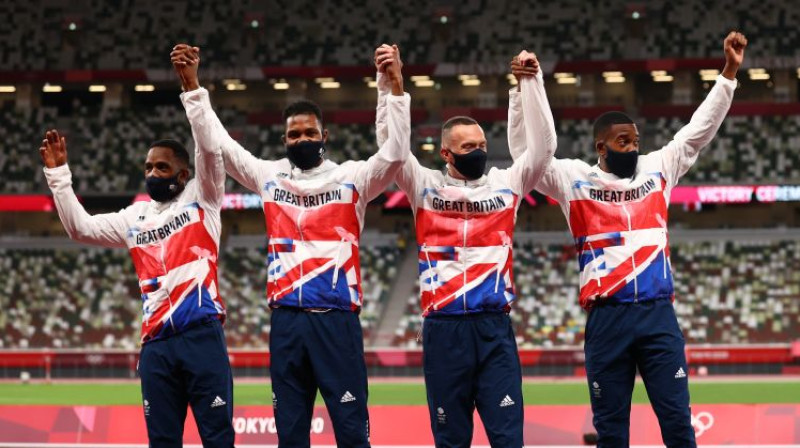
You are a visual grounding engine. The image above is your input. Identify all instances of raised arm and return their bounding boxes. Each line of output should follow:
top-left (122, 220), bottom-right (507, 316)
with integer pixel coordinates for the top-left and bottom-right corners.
top-left (353, 44), bottom-right (411, 201)
top-left (658, 32), bottom-right (746, 185)
top-left (172, 44), bottom-right (224, 209)
top-left (374, 51), bottom-right (393, 149)
top-left (39, 130), bottom-right (129, 247)
top-left (506, 50), bottom-right (533, 161)
top-left (373, 44), bottom-right (422, 198)
top-left (170, 46), bottom-right (268, 194)
top-left (505, 51), bottom-right (557, 195)
top-left (507, 86), bottom-right (526, 161)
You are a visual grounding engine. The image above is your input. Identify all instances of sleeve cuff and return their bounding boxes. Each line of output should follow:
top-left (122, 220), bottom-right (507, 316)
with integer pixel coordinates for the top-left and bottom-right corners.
top-left (376, 72), bottom-right (392, 94)
top-left (179, 87), bottom-right (208, 104)
top-left (386, 92), bottom-right (411, 103)
top-left (716, 75), bottom-right (738, 88)
top-left (509, 88), bottom-right (522, 108)
top-left (43, 164), bottom-right (71, 177)
top-left (43, 164), bottom-right (72, 189)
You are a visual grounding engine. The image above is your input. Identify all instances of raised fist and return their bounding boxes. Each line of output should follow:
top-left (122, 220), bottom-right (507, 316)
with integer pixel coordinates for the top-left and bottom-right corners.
top-left (39, 129), bottom-right (68, 169)
top-left (510, 50), bottom-right (539, 83)
top-left (374, 44), bottom-right (404, 95)
top-left (723, 31), bottom-right (747, 67)
top-left (170, 44), bottom-right (201, 91)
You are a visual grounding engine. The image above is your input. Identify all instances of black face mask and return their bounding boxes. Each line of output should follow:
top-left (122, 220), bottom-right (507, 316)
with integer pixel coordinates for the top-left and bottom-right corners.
top-left (286, 140), bottom-right (325, 170)
top-left (448, 148), bottom-right (487, 180)
top-left (604, 146), bottom-right (639, 178)
top-left (145, 174), bottom-right (184, 202)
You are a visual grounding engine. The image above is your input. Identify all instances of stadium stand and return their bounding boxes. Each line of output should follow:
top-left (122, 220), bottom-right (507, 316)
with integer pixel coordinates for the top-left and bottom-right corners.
top-left (6, 110), bottom-right (799, 193)
top-left (2, 0), bottom-right (798, 69)
top-left (4, 98), bottom-right (800, 194)
top-left (0, 103), bottom-right (395, 194)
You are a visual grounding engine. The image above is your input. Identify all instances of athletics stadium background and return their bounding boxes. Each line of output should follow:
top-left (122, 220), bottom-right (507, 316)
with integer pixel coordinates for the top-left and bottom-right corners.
top-left (0, 0), bottom-right (799, 446)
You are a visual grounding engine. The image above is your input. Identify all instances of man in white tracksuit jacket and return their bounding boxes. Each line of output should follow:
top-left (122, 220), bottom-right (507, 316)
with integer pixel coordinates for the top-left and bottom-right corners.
top-left (508, 32), bottom-right (748, 447)
top-left (172, 43), bottom-right (410, 447)
top-left (40, 45), bottom-right (235, 447)
top-left (375, 47), bottom-right (555, 447)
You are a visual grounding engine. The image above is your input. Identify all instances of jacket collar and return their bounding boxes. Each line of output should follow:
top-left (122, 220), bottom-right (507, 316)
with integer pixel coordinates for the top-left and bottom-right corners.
top-left (443, 164), bottom-right (487, 187)
top-left (291, 159), bottom-right (337, 179)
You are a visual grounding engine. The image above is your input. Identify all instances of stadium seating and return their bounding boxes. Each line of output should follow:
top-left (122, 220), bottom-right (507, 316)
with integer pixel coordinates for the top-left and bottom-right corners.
top-left (645, 115), bottom-right (800, 183)
top-left (0, 105), bottom-right (59, 193)
top-left (2, 0), bottom-right (798, 69)
top-left (0, 102), bottom-right (394, 194)
top-left (0, 242), bottom-right (400, 349)
top-left (5, 106), bottom-right (800, 194)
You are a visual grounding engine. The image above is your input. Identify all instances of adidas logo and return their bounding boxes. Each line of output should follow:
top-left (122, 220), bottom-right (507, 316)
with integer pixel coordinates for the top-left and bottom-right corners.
top-left (340, 391), bottom-right (356, 403)
top-left (210, 396), bottom-right (227, 408)
top-left (499, 395), bottom-right (515, 407)
top-left (675, 367), bottom-right (687, 379)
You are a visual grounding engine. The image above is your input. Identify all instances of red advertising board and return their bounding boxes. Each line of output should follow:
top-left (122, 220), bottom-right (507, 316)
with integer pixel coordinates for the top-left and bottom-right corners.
top-left (0, 404), bottom-right (798, 445)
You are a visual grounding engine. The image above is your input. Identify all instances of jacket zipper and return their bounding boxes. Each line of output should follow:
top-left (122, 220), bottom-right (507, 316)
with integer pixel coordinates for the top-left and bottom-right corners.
top-left (494, 242), bottom-right (511, 293)
top-left (586, 241), bottom-right (602, 289)
top-left (197, 256), bottom-right (202, 307)
top-left (160, 242), bottom-right (176, 332)
top-left (621, 203), bottom-right (638, 302)
top-left (422, 243), bottom-right (438, 296)
top-left (331, 239), bottom-right (345, 289)
top-left (296, 209), bottom-right (306, 306)
top-left (462, 218), bottom-right (468, 312)
top-left (271, 244), bottom-right (279, 297)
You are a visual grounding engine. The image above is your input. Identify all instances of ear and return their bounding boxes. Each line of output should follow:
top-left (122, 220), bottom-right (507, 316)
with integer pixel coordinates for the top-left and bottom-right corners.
top-left (439, 146), bottom-right (451, 164)
top-left (322, 128), bottom-right (329, 143)
top-left (178, 167), bottom-right (191, 184)
top-left (595, 140), bottom-right (607, 158)
top-left (281, 134), bottom-right (286, 145)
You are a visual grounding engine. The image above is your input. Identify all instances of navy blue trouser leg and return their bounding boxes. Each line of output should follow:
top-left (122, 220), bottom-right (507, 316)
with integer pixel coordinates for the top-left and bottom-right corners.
top-left (270, 308), bottom-right (370, 448)
top-left (270, 308), bottom-right (318, 448)
top-left (141, 340), bottom-right (188, 448)
top-left (474, 314), bottom-right (524, 448)
top-left (584, 304), bottom-right (637, 448)
top-left (423, 313), bottom-right (523, 448)
top-left (635, 300), bottom-right (695, 448)
top-left (585, 300), bottom-right (696, 448)
top-left (140, 319), bottom-right (234, 448)
top-left (423, 317), bottom-right (477, 448)
top-left (307, 310), bottom-right (371, 448)
top-left (181, 320), bottom-right (235, 448)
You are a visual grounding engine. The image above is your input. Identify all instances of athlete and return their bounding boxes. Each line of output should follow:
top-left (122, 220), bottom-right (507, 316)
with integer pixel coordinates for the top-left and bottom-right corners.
top-left (508, 32), bottom-right (748, 447)
top-left (171, 43), bottom-right (410, 447)
top-left (39, 56), bottom-right (234, 448)
top-left (375, 46), bottom-right (555, 447)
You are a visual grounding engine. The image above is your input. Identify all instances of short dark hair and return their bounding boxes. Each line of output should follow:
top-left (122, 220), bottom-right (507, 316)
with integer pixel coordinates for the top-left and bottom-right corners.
top-left (150, 139), bottom-right (190, 168)
top-left (283, 100), bottom-right (323, 126)
top-left (593, 111), bottom-right (634, 140)
top-left (441, 115), bottom-right (479, 144)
